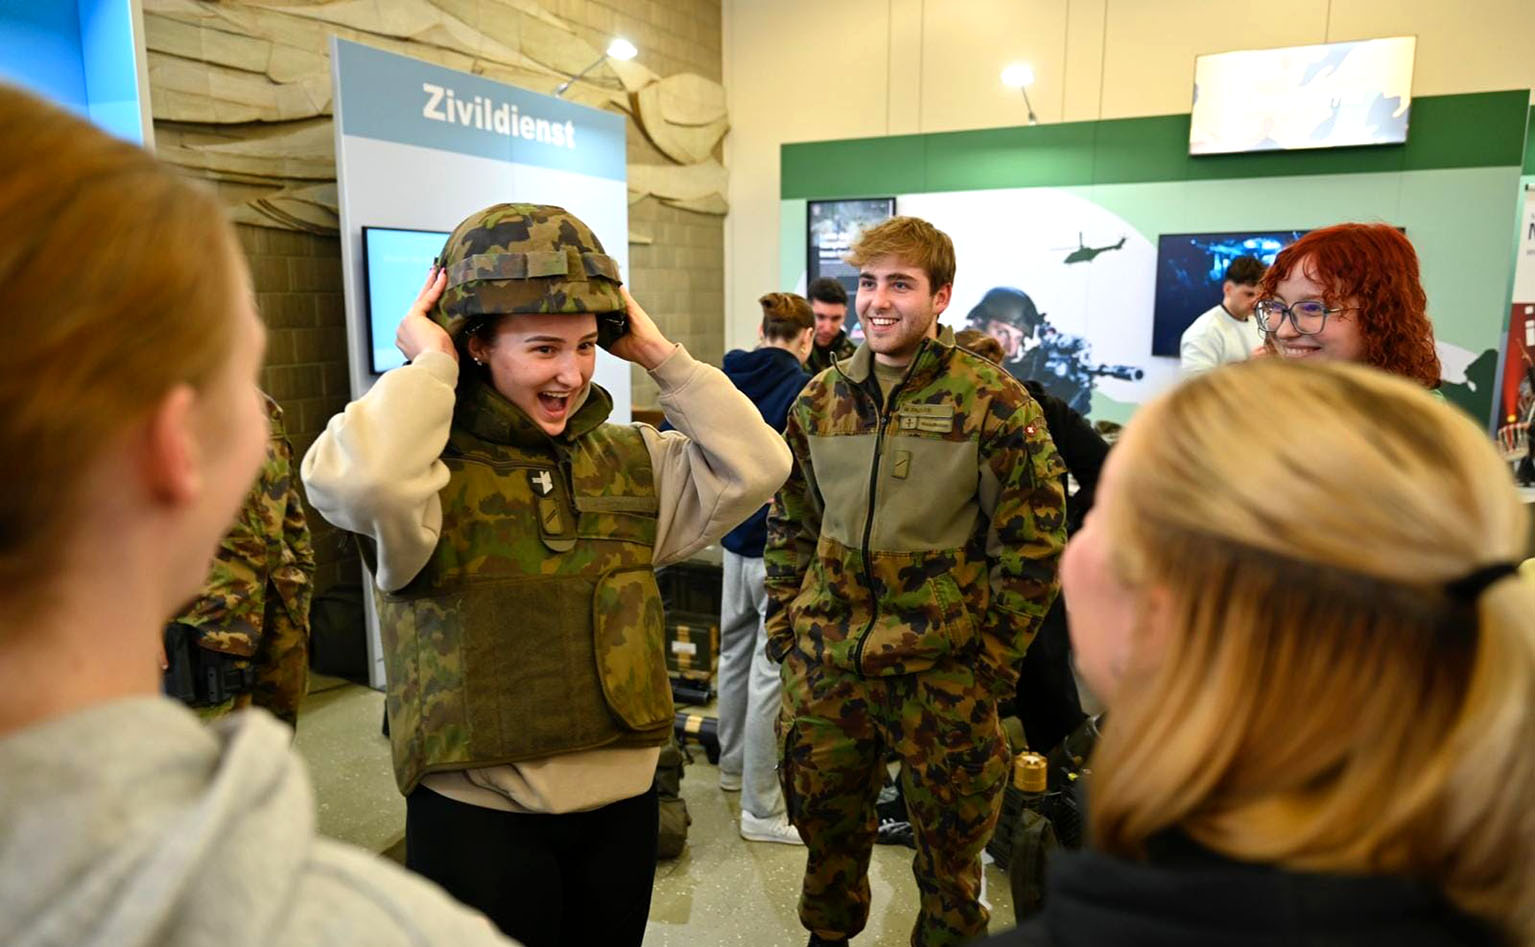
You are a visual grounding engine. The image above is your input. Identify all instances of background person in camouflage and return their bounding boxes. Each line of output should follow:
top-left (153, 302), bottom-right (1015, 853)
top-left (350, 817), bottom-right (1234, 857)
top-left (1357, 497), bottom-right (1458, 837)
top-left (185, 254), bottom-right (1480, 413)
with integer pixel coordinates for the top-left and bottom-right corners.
top-left (166, 393), bottom-right (315, 726)
top-left (765, 216), bottom-right (1067, 947)
top-left (807, 277), bottom-right (858, 373)
top-left (303, 203), bottom-right (789, 947)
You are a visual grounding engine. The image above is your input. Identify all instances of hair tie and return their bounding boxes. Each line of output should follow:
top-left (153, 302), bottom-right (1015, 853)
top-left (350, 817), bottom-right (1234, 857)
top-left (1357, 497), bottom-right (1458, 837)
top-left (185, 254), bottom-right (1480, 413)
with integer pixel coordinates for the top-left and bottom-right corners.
top-left (1444, 562), bottom-right (1519, 603)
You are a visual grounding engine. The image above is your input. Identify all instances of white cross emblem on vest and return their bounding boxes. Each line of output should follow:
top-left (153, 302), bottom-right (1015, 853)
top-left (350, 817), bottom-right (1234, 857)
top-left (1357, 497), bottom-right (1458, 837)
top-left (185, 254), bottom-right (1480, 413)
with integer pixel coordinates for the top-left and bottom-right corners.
top-left (530, 470), bottom-right (554, 496)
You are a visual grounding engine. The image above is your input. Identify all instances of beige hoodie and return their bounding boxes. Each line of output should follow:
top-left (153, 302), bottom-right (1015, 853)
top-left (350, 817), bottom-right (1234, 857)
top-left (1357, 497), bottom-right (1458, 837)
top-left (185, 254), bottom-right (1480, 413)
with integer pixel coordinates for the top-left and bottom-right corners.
top-left (301, 345), bottom-right (791, 813)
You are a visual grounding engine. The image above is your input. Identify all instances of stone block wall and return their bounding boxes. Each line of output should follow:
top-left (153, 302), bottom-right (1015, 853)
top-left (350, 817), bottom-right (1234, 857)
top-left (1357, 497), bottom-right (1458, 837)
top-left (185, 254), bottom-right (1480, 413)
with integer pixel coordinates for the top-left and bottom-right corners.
top-left (230, 0), bottom-right (725, 592)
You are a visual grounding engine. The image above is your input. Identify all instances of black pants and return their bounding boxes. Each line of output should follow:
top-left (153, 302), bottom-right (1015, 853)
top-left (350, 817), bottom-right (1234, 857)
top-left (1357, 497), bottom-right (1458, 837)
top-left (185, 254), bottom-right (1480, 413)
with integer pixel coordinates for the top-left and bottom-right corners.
top-left (405, 785), bottom-right (659, 947)
top-left (1013, 600), bottom-right (1086, 754)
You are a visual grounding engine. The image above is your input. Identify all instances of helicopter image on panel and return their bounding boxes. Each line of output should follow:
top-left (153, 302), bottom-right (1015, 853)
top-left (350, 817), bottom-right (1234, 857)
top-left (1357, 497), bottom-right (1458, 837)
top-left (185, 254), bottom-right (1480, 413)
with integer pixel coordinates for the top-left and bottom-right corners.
top-left (1061, 233), bottom-right (1126, 265)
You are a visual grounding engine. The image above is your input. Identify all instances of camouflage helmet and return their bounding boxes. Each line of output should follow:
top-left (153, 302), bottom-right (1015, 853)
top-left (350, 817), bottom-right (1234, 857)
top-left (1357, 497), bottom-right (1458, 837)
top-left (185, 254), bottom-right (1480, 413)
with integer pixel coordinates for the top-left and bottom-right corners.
top-left (966, 287), bottom-right (1045, 332)
top-left (433, 203), bottom-right (625, 342)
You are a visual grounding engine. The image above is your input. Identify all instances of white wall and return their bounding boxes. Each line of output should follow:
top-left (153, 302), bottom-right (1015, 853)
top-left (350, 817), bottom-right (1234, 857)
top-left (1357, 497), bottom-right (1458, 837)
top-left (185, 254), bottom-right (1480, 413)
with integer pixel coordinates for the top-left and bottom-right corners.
top-left (723, 0), bottom-right (1535, 349)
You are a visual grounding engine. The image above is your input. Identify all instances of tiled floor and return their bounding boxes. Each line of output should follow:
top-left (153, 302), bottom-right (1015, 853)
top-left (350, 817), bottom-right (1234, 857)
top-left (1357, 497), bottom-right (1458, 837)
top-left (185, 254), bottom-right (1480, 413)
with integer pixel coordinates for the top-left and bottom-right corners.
top-left (293, 679), bottom-right (1019, 946)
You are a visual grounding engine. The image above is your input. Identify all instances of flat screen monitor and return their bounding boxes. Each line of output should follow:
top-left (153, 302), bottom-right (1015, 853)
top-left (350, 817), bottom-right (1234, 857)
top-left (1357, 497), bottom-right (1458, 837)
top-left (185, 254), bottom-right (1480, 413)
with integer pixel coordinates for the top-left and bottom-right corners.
top-left (808, 198), bottom-right (896, 340)
top-left (1150, 230), bottom-right (1308, 358)
top-left (362, 226), bottom-right (450, 375)
top-left (1190, 36), bottom-right (1415, 156)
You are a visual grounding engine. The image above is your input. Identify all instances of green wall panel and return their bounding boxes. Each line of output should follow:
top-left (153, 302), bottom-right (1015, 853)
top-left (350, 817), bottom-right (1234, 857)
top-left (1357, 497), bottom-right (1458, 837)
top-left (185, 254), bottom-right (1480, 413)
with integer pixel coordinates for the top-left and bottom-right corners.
top-left (781, 90), bottom-right (1532, 198)
top-left (1525, 106), bottom-right (1535, 175)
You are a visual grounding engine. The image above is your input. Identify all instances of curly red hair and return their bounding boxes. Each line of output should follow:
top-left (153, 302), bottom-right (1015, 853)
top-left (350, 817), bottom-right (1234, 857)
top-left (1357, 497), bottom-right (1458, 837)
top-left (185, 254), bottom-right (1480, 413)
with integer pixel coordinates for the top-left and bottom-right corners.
top-left (1258, 223), bottom-right (1441, 388)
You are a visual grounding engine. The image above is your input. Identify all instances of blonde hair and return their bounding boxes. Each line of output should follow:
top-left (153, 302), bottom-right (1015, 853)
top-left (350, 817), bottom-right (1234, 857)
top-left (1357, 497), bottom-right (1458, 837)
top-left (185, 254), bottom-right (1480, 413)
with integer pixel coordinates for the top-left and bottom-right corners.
top-left (1093, 359), bottom-right (1535, 940)
top-left (845, 216), bottom-right (956, 292)
top-left (758, 292), bottom-right (814, 342)
top-left (0, 86), bottom-right (239, 607)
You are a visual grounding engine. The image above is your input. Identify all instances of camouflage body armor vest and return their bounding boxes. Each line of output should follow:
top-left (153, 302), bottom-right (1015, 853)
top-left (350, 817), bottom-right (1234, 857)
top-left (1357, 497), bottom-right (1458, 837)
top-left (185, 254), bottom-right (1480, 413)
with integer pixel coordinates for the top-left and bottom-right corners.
top-left (376, 379), bottom-right (674, 794)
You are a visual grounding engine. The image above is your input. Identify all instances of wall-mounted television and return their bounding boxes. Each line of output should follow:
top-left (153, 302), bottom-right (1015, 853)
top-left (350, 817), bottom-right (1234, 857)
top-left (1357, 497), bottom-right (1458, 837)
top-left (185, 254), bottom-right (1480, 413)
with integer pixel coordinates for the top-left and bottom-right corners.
top-left (1190, 36), bottom-right (1415, 156)
top-left (362, 226), bottom-right (450, 375)
top-left (808, 198), bottom-right (896, 339)
top-left (1150, 230), bottom-right (1308, 357)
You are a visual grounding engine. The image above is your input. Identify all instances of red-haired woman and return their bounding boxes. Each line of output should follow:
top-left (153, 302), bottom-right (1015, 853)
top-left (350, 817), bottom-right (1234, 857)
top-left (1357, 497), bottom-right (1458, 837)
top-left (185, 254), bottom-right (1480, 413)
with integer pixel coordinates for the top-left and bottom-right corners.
top-left (1255, 223), bottom-right (1441, 387)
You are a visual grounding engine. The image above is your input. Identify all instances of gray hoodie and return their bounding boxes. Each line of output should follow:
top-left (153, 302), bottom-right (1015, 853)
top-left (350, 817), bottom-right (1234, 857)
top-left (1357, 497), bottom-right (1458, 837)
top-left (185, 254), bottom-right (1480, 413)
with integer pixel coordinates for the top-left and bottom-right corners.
top-left (0, 697), bottom-right (519, 947)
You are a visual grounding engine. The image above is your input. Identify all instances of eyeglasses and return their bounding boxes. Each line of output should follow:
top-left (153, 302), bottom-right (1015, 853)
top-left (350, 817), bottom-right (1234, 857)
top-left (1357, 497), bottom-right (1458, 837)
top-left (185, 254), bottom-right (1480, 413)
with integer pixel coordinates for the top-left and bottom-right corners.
top-left (1254, 299), bottom-right (1351, 336)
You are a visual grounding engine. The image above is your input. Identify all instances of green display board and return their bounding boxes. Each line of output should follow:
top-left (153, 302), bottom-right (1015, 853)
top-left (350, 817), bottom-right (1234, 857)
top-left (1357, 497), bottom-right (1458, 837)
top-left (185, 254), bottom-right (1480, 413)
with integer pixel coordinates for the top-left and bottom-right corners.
top-left (779, 92), bottom-right (1533, 425)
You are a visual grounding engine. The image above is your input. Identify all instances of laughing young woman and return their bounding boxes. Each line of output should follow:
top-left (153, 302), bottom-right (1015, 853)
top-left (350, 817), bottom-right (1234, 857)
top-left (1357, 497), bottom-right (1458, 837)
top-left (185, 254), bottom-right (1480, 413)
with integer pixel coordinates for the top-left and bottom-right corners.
top-left (303, 203), bottom-right (789, 947)
top-left (1255, 222), bottom-right (1442, 388)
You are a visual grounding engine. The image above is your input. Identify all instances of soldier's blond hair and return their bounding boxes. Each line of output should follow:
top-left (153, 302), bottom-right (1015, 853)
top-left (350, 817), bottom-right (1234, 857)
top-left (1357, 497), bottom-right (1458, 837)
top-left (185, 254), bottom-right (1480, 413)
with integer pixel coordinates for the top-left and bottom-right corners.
top-left (845, 216), bottom-right (956, 293)
top-left (0, 87), bottom-right (239, 610)
top-left (1090, 359), bottom-right (1535, 940)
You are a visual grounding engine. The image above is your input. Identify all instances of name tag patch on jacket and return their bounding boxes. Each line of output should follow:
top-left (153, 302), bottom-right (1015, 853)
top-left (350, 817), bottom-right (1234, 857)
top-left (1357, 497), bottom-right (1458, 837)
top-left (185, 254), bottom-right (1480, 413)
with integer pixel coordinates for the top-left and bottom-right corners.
top-left (896, 404), bottom-right (955, 434)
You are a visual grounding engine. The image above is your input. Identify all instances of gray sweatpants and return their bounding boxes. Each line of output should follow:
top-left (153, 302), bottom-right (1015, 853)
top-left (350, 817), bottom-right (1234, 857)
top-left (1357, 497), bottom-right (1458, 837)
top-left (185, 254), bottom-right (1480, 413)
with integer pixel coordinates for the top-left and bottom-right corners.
top-left (716, 549), bottom-right (786, 818)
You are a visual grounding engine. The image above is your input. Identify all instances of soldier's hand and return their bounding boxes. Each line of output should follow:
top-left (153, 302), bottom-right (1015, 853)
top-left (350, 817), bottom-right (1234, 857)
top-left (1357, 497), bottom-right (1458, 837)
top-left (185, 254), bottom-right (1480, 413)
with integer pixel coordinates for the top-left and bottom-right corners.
top-left (396, 267), bottom-right (456, 364)
top-left (607, 287), bottom-right (676, 372)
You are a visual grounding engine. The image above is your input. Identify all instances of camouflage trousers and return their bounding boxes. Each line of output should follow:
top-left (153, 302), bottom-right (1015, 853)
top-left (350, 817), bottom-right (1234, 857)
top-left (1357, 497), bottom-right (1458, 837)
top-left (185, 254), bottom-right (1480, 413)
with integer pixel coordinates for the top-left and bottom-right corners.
top-left (777, 649), bottom-right (1009, 946)
top-left (195, 599), bottom-right (309, 728)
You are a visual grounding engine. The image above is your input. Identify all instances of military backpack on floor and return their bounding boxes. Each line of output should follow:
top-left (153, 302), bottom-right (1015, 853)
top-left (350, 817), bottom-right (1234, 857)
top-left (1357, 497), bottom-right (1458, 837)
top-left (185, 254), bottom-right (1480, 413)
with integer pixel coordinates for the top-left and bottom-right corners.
top-left (654, 732), bottom-right (691, 859)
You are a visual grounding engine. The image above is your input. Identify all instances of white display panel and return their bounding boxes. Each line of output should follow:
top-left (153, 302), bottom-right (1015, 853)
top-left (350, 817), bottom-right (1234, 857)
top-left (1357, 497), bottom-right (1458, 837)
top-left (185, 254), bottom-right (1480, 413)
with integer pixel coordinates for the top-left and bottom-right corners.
top-left (1190, 37), bottom-right (1416, 156)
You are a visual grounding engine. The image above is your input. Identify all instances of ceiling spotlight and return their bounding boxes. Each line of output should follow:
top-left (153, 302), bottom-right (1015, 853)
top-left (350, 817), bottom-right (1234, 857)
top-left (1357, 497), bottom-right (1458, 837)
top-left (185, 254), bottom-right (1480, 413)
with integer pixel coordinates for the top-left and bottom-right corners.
top-left (1001, 63), bottom-right (1035, 88)
top-left (555, 37), bottom-right (640, 97)
top-left (1000, 62), bottom-right (1040, 125)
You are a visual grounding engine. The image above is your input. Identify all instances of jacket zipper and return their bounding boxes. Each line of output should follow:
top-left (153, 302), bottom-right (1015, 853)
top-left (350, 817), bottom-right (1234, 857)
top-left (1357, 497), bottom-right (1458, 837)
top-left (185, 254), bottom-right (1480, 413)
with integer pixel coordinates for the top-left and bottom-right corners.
top-left (848, 358), bottom-right (914, 676)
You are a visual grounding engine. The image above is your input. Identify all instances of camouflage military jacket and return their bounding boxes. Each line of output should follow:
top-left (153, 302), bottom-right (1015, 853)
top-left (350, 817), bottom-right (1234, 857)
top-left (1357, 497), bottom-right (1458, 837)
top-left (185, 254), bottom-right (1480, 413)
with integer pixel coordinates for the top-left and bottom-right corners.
top-left (376, 377), bottom-right (674, 794)
top-left (764, 327), bottom-right (1066, 691)
top-left (807, 331), bottom-right (858, 375)
top-left (174, 395), bottom-right (315, 718)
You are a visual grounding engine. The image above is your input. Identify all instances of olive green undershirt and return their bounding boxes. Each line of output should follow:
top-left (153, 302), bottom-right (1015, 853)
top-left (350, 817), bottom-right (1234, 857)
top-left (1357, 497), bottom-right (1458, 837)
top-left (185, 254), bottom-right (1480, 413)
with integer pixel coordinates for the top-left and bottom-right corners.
top-left (872, 359), bottom-right (908, 404)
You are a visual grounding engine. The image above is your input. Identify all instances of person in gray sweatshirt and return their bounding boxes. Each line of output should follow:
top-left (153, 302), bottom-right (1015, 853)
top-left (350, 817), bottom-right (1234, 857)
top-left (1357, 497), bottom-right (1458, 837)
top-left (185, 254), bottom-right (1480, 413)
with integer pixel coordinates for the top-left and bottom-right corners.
top-left (0, 86), bottom-right (519, 947)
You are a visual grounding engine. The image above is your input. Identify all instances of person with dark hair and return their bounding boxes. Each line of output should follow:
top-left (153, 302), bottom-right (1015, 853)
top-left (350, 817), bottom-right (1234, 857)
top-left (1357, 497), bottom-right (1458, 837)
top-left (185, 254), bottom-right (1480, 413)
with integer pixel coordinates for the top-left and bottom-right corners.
top-left (956, 329), bottom-right (1107, 751)
top-left (1179, 254), bottom-right (1265, 375)
top-left (716, 292), bottom-right (813, 846)
top-left (1256, 223), bottom-right (1442, 388)
top-left (806, 276), bottom-right (856, 373)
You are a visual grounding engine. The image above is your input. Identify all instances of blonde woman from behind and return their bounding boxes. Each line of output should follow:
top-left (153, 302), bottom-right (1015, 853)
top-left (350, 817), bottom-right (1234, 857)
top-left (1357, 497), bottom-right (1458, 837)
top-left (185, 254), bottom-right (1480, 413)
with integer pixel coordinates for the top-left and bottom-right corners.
top-left (986, 359), bottom-right (1534, 947)
top-left (0, 86), bottom-right (518, 947)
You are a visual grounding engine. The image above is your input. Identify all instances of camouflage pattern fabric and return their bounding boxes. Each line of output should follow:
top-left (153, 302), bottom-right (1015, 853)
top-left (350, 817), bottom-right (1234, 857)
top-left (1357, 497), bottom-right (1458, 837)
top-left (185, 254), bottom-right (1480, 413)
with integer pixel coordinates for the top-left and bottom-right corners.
top-left (763, 328), bottom-right (1065, 945)
top-left (764, 329), bottom-right (1066, 688)
top-left (377, 375), bottom-right (674, 795)
top-left (432, 203), bottom-right (625, 343)
top-left (175, 394), bottom-right (315, 726)
top-left (807, 331), bottom-right (858, 375)
top-left (778, 650), bottom-right (1009, 945)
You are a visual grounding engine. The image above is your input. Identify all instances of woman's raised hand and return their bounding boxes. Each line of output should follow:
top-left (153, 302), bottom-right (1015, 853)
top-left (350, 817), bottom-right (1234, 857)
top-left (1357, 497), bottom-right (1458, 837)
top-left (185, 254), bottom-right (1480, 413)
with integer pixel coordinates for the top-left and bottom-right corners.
top-left (395, 267), bottom-right (455, 364)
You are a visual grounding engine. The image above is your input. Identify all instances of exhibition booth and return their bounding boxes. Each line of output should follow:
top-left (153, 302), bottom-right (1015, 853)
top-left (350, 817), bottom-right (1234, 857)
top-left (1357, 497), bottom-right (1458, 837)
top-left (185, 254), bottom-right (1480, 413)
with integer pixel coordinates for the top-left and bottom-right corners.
top-left (780, 86), bottom-right (1535, 429)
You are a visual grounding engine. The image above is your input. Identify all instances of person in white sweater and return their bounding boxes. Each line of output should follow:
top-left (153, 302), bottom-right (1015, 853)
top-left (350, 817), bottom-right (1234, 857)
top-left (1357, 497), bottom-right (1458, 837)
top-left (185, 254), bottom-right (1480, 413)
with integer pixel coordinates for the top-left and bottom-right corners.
top-left (0, 87), bottom-right (518, 947)
top-left (1178, 255), bottom-right (1265, 375)
top-left (302, 204), bottom-right (790, 947)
